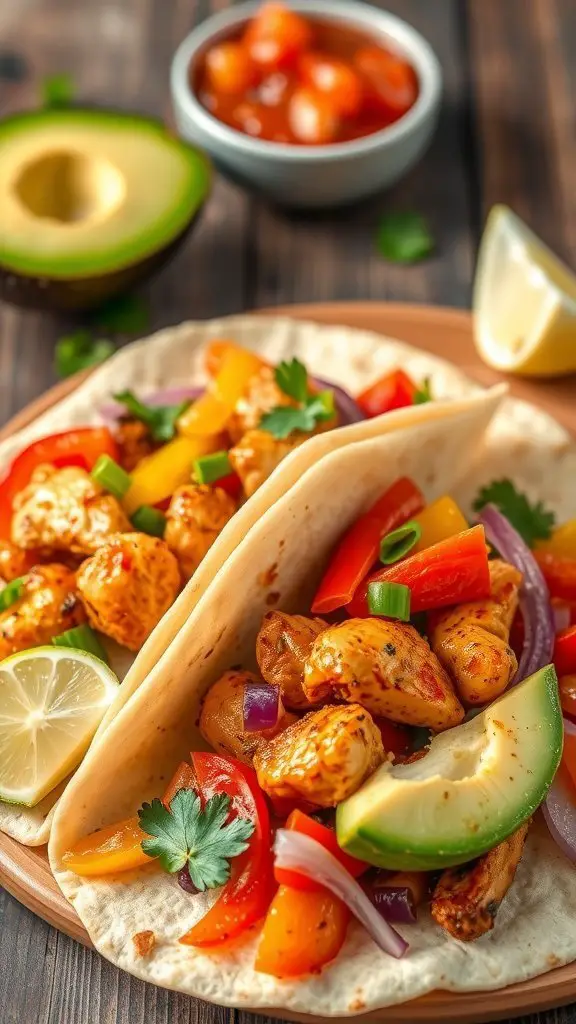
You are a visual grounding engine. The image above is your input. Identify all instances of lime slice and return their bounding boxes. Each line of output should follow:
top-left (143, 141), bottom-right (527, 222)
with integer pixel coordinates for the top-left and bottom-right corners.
top-left (0, 647), bottom-right (119, 807)
top-left (473, 204), bottom-right (576, 376)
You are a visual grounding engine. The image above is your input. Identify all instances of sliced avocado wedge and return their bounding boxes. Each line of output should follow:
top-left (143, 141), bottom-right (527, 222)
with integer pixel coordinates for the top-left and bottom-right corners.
top-left (0, 109), bottom-right (211, 310)
top-left (336, 665), bottom-right (563, 871)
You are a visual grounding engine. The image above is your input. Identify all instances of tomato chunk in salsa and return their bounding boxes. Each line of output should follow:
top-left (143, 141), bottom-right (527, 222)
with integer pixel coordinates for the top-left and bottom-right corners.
top-left (194, 2), bottom-right (419, 146)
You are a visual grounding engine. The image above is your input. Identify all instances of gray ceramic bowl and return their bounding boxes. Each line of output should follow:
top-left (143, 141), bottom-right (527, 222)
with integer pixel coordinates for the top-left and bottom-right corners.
top-left (170, 0), bottom-right (442, 209)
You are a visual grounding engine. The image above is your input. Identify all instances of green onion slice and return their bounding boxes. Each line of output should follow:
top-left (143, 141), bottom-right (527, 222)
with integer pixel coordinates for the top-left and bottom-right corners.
top-left (379, 520), bottom-right (422, 565)
top-left (367, 581), bottom-right (411, 621)
top-left (0, 577), bottom-right (25, 612)
top-left (131, 505), bottom-right (167, 538)
top-left (91, 454), bottom-right (131, 499)
top-left (193, 450), bottom-right (231, 485)
top-left (52, 624), bottom-right (109, 663)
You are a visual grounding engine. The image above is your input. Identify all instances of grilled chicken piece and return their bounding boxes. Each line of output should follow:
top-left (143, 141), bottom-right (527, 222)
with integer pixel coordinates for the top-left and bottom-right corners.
top-left (228, 365), bottom-right (293, 444)
top-left (11, 465), bottom-right (131, 557)
top-left (0, 564), bottom-right (86, 659)
top-left (431, 822), bottom-right (530, 941)
top-left (76, 532), bottom-right (180, 651)
top-left (199, 669), bottom-right (298, 764)
top-left (0, 539), bottom-right (41, 582)
top-left (256, 611), bottom-right (328, 710)
top-left (304, 618), bottom-right (464, 732)
top-left (229, 429), bottom-right (302, 498)
top-left (115, 417), bottom-right (157, 472)
top-left (253, 703), bottom-right (384, 809)
top-left (164, 484), bottom-right (236, 581)
top-left (428, 559), bottom-right (522, 706)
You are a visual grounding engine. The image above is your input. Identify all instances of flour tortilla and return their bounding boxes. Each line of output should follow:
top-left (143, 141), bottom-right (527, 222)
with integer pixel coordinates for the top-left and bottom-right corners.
top-left (0, 315), bottom-right (496, 845)
top-left (48, 384), bottom-right (576, 1015)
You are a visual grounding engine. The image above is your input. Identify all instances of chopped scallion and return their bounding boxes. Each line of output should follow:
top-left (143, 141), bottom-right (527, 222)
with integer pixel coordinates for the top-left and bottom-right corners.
top-left (193, 450), bottom-right (231, 485)
top-left (379, 520), bottom-right (422, 565)
top-left (0, 577), bottom-right (25, 612)
top-left (52, 624), bottom-right (108, 663)
top-left (131, 505), bottom-right (167, 538)
top-left (367, 581), bottom-right (411, 621)
top-left (91, 454), bottom-right (131, 499)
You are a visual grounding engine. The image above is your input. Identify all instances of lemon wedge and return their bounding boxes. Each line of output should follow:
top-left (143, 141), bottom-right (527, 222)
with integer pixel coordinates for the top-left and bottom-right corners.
top-left (473, 204), bottom-right (576, 376)
top-left (0, 647), bottom-right (119, 807)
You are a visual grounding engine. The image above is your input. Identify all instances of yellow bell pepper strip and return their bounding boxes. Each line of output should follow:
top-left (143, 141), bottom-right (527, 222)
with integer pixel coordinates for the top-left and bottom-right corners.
top-left (178, 346), bottom-right (265, 437)
top-left (62, 817), bottom-right (153, 877)
top-left (204, 339), bottom-right (268, 378)
top-left (411, 495), bottom-right (469, 554)
top-left (536, 520), bottom-right (576, 560)
top-left (123, 434), bottom-right (219, 515)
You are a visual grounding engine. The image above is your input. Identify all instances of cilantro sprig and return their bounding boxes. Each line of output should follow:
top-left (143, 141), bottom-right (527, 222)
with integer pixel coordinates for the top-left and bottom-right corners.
top-left (376, 211), bottom-right (434, 264)
top-left (472, 479), bottom-right (556, 548)
top-left (113, 390), bottom-right (191, 443)
top-left (55, 329), bottom-right (115, 378)
top-left (138, 789), bottom-right (254, 891)
top-left (260, 358), bottom-right (335, 440)
top-left (42, 72), bottom-right (75, 109)
top-left (413, 377), bottom-right (433, 405)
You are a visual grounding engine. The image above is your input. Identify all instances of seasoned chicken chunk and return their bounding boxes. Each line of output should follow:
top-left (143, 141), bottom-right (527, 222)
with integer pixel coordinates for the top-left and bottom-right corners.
top-left (199, 669), bottom-right (298, 764)
top-left (256, 611), bottom-right (328, 710)
top-left (0, 564), bottom-right (86, 659)
top-left (76, 532), bottom-right (180, 651)
top-left (304, 618), bottom-right (464, 732)
top-left (164, 484), bottom-right (236, 581)
top-left (115, 417), bottom-right (156, 472)
top-left (428, 559), bottom-right (522, 706)
top-left (229, 429), bottom-right (303, 498)
top-left (253, 703), bottom-right (384, 809)
top-left (12, 465), bottom-right (131, 556)
top-left (0, 539), bottom-right (41, 582)
top-left (431, 822), bottom-right (530, 941)
top-left (228, 365), bottom-right (293, 444)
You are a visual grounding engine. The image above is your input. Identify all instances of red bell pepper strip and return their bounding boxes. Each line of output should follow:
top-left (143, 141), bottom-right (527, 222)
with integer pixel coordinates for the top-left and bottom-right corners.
top-left (375, 717), bottom-right (412, 759)
top-left (274, 809), bottom-right (368, 892)
top-left (356, 370), bottom-right (417, 419)
top-left (311, 477), bottom-right (424, 614)
top-left (179, 753), bottom-right (275, 947)
top-left (347, 525), bottom-right (491, 617)
top-left (554, 626), bottom-right (576, 678)
top-left (559, 675), bottom-right (576, 721)
top-left (0, 427), bottom-right (119, 539)
top-left (535, 553), bottom-right (576, 603)
top-left (215, 472), bottom-right (243, 500)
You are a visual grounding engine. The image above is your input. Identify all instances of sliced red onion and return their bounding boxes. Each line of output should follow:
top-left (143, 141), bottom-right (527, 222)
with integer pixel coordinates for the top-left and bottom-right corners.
top-left (478, 505), bottom-right (554, 682)
top-left (177, 864), bottom-right (199, 894)
top-left (543, 717), bottom-right (576, 861)
top-left (100, 387), bottom-right (202, 425)
top-left (243, 683), bottom-right (280, 732)
top-left (554, 604), bottom-right (571, 633)
top-left (274, 830), bottom-right (408, 958)
top-left (313, 378), bottom-right (365, 426)
top-left (364, 883), bottom-right (417, 924)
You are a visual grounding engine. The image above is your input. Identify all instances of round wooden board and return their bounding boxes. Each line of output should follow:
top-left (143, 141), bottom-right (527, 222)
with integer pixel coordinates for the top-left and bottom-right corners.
top-left (1, 300), bottom-right (576, 1024)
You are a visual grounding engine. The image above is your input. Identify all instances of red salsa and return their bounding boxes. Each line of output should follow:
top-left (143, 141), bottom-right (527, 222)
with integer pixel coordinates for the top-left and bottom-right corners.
top-left (193, 2), bottom-right (419, 146)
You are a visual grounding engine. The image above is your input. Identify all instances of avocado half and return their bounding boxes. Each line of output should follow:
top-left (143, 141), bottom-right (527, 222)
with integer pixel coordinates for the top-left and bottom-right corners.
top-left (0, 108), bottom-right (211, 311)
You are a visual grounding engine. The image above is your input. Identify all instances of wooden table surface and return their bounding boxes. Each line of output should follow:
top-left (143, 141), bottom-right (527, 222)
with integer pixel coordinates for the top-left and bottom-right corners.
top-left (0, 0), bottom-right (575, 1022)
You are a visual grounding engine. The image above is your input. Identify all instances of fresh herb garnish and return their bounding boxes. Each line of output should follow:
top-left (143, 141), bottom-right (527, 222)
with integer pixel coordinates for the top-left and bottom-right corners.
top-left (138, 789), bottom-right (254, 891)
top-left (55, 329), bottom-right (115, 378)
top-left (261, 358), bottom-right (334, 439)
top-left (376, 212), bottom-right (434, 264)
top-left (91, 294), bottom-right (150, 335)
top-left (42, 72), bottom-right (74, 109)
top-left (413, 377), bottom-right (433, 405)
top-left (472, 479), bottom-right (556, 548)
top-left (113, 390), bottom-right (191, 443)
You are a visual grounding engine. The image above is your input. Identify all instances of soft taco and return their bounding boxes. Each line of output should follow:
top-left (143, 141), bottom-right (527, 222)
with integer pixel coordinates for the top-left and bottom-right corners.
top-left (0, 315), bottom-right (488, 847)
top-left (47, 382), bottom-right (576, 1015)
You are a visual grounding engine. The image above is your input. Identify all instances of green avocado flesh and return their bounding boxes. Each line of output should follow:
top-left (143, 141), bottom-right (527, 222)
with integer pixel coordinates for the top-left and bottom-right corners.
top-left (336, 665), bottom-right (563, 871)
top-left (0, 109), bottom-right (211, 280)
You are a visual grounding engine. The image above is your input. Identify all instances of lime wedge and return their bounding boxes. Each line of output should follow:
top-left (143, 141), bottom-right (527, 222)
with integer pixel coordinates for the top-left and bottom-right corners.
top-left (0, 647), bottom-right (119, 807)
top-left (473, 204), bottom-right (576, 376)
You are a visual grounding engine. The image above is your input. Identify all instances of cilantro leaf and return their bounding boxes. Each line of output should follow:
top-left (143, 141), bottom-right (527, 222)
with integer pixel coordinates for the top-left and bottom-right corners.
top-left (376, 212), bottom-right (434, 264)
top-left (92, 294), bottom-right (150, 335)
top-left (138, 789), bottom-right (254, 891)
top-left (42, 72), bottom-right (74, 109)
top-left (413, 377), bottom-right (433, 405)
top-left (275, 358), bottom-right (309, 403)
top-left (55, 330), bottom-right (115, 379)
top-left (260, 391), bottom-right (334, 439)
top-left (113, 389), bottom-right (191, 442)
top-left (472, 478), bottom-right (556, 547)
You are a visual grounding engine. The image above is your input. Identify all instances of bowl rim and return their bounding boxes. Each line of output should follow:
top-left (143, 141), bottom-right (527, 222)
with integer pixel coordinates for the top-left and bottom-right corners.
top-left (170, 0), bottom-right (442, 163)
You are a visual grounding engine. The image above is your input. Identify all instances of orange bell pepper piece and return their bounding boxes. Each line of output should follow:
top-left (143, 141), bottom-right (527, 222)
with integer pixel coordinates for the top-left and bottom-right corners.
top-left (162, 760), bottom-right (197, 808)
top-left (536, 520), bottom-right (576, 560)
top-left (254, 884), bottom-right (350, 978)
top-left (205, 339), bottom-right (268, 378)
top-left (62, 817), bottom-right (152, 877)
top-left (178, 346), bottom-right (265, 437)
top-left (411, 496), bottom-right (469, 554)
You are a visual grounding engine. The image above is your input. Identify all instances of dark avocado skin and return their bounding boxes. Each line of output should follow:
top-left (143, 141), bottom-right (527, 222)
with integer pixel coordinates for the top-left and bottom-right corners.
top-left (0, 214), bottom-right (200, 312)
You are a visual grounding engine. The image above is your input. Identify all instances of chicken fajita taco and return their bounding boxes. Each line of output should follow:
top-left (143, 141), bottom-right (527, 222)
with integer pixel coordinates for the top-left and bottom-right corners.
top-left (0, 315), bottom-right (491, 847)
top-left (47, 383), bottom-right (576, 1013)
